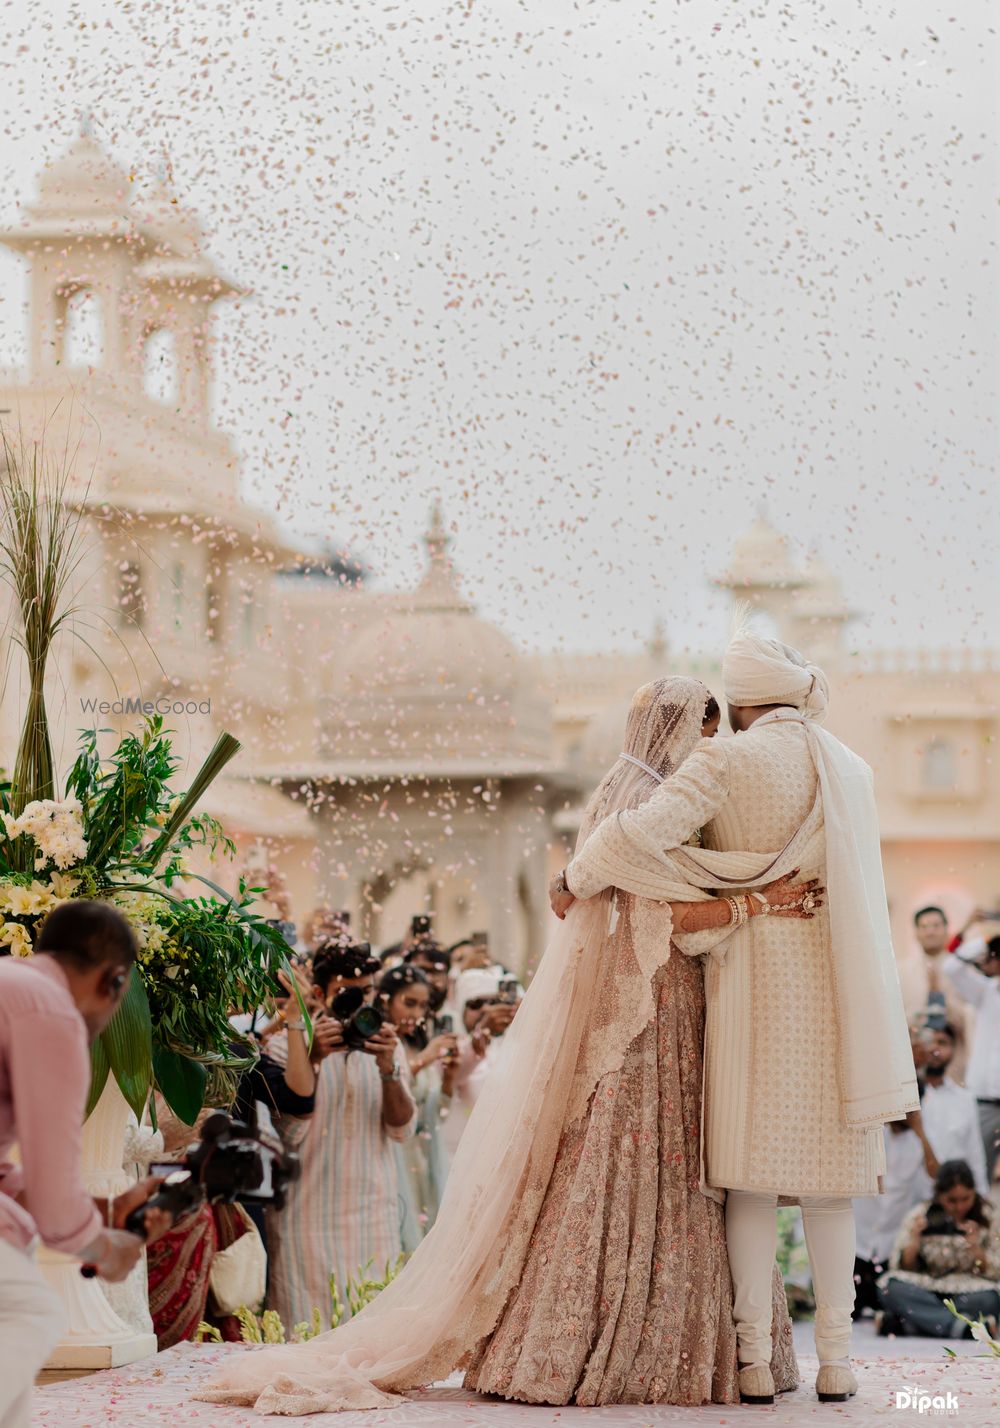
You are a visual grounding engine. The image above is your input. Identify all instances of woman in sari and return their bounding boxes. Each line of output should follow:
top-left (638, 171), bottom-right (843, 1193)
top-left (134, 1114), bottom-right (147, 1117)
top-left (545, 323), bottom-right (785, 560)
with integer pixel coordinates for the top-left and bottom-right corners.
top-left (201, 677), bottom-right (816, 1414)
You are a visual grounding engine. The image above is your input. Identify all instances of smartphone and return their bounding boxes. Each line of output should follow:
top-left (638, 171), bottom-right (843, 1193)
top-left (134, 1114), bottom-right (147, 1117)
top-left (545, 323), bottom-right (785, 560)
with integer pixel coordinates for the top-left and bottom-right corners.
top-left (149, 1162), bottom-right (193, 1184)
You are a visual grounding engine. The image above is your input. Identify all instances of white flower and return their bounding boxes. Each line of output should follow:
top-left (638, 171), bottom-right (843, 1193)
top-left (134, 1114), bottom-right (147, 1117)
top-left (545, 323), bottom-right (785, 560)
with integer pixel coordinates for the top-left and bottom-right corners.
top-left (970, 1320), bottom-right (997, 1347)
top-left (3, 798), bottom-right (87, 870)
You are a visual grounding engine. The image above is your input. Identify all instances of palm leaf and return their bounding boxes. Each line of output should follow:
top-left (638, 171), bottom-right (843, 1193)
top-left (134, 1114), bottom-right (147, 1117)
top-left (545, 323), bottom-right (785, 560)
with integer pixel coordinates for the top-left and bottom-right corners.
top-left (84, 1034), bottom-right (111, 1120)
top-left (152, 1046), bottom-right (207, 1126)
top-left (102, 967), bottom-right (153, 1120)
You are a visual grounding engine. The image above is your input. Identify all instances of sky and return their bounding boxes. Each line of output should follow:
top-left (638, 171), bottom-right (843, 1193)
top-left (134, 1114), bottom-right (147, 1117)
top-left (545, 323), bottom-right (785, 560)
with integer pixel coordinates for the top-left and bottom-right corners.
top-left (0, 0), bottom-right (997, 658)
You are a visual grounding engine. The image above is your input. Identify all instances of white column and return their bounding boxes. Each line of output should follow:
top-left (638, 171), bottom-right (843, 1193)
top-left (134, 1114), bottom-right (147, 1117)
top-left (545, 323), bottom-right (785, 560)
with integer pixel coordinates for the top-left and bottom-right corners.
top-left (36, 1080), bottom-right (157, 1370)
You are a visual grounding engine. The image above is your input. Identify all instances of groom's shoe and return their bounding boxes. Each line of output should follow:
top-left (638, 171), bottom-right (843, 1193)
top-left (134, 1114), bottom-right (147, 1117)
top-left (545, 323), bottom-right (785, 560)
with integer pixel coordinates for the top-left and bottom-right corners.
top-left (815, 1363), bottom-right (858, 1403)
top-left (738, 1363), bottom-right (775, 1405)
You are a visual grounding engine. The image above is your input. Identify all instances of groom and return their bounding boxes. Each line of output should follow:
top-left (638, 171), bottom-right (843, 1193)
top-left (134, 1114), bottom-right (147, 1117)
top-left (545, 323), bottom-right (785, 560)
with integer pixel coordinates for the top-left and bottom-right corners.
top-left (551, 630), bottom-right (916, 1407)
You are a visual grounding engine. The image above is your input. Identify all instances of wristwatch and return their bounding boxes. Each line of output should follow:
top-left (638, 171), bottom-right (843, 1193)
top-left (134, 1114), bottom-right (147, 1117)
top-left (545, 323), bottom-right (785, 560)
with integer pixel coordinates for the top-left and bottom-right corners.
top-left (380, 1063), bottom-right (401, 1082)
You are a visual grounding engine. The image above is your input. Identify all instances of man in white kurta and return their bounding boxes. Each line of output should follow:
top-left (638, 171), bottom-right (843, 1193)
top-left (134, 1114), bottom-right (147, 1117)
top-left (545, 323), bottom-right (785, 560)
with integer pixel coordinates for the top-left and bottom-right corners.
top-left (565, 632), bottom-right (915, 1407)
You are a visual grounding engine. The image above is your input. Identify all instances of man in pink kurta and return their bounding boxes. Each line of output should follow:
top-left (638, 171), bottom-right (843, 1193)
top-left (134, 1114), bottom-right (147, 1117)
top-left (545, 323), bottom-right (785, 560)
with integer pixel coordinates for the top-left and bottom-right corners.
top-left (0, 901), bottom-right (158, 1428)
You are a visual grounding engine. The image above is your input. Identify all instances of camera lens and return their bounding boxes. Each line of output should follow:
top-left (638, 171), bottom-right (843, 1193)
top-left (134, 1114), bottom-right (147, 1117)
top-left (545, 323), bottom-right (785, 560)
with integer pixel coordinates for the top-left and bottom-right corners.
top-left (352, 1004), bottom-right (384, 1039)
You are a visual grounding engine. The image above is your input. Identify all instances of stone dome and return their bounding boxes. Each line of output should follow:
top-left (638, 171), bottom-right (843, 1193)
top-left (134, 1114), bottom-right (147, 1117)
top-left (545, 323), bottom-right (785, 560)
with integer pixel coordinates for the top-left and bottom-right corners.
top-left (346, 605), bottom-right (523, 698)
top-left (324, 507), bottom-right (551, 773)
top-left (33, 133), bottom-right (129, 220)
top-left (134, 177), bottom-right (204, 258)
top-left (717, 516), bottom-right (804, 591)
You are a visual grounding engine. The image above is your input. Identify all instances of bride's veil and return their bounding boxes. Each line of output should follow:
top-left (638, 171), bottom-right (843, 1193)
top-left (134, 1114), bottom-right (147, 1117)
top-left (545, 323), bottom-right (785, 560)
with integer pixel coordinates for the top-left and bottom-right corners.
top-left (200, 676), bottom-right (712, 1415)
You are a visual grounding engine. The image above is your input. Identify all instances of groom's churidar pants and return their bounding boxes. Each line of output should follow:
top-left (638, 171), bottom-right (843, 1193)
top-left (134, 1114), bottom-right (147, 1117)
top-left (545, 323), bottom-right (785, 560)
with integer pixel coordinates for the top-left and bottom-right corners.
top-left (726, 1190), bottom-right (856, 1366)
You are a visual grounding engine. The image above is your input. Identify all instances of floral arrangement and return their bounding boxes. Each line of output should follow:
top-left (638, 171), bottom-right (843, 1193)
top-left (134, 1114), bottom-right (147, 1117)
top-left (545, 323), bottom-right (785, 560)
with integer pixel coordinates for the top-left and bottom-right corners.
top-left (0, 716), bottom-right (300, 1123)
top-left (0, 419), bottom-right (301, 1125)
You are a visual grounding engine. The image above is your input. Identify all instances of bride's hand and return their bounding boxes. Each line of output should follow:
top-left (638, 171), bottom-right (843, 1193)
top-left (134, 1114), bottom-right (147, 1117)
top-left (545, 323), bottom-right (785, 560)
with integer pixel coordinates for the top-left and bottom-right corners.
top-left (754, 869), bottom-right (825, 919)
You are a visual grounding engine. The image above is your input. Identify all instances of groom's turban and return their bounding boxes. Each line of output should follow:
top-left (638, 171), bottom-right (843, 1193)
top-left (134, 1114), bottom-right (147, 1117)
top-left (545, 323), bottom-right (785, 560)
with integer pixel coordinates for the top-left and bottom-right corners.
top-left (723, 630), bottom-right (830, 719)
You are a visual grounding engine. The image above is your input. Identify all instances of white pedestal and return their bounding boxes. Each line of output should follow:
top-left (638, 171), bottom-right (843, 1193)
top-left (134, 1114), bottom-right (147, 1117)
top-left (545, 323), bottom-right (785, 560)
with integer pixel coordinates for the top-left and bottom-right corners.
top-left (37, 1080), bottom-right (158, 1370)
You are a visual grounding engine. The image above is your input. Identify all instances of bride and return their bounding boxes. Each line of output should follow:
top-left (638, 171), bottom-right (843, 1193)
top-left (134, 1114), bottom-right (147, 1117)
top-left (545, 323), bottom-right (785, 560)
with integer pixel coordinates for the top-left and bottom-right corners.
top-left (201, 677), bottom-right (819, 1415)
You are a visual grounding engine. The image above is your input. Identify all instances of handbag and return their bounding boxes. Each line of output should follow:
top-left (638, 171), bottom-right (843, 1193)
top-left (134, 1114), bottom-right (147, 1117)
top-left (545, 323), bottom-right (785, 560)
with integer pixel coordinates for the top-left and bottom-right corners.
top-left (208, 1205), bottom-right (267, 1313)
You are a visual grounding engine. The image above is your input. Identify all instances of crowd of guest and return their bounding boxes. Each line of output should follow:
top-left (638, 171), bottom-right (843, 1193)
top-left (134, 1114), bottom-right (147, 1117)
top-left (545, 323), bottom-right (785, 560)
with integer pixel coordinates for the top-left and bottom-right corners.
top-left (852, 905), bottom-right (1000, 1341)
top-left (149, 910), bottom-right (525, 1345)
top-left (147, 897), bottom-right (1000, 1348)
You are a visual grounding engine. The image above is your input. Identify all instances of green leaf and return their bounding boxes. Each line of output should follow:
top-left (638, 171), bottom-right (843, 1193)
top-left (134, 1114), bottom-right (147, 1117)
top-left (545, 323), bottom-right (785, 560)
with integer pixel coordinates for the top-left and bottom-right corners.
top-left (103, 969), bottom-right (153, 1120)
top-left (84, 1034), bottom-right (111, 1120)
top-left (153, 1046), bottom-right (207, 1125)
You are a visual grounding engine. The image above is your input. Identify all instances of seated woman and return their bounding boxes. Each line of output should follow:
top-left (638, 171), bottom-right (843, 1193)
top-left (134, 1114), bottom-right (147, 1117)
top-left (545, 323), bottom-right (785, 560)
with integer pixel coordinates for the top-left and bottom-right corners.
top-left (878, 1159), bottom-right (1000, 1338)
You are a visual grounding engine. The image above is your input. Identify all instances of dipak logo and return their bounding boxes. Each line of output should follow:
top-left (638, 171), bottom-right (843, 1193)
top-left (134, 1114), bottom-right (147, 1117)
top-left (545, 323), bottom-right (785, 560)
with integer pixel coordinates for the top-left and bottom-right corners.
top-left (894, 1385), bottom-right (959, 1416)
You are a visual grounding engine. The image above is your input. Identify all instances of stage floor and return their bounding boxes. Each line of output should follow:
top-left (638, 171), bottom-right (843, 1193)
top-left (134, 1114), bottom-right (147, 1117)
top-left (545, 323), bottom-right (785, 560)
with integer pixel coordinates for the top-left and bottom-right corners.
top-left (31, 1323), bottom-right (1000, 1427)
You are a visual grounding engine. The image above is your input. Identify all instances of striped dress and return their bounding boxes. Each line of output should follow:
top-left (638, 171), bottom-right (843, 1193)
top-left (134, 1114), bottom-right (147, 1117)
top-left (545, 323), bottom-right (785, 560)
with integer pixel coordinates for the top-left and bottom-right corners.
top-left (265, 1033), bottom-right (415, 1329)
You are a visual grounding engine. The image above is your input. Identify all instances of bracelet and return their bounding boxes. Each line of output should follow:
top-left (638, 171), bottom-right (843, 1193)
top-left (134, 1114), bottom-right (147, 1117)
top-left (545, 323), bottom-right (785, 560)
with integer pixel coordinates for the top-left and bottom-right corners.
top-left (286, 1018), bottom-right (307, 1032)
top-left (554, 869), bottom-right (570, 896)
top-left (724, 895), bottom-right (748, 930)
top-left (380, 1064), bottom-right (401, 1082)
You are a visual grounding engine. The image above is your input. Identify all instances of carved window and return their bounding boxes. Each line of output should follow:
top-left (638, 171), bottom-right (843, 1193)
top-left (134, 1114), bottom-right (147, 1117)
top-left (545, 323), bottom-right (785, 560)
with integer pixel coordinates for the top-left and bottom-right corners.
top-left (63, 286), bottom-right (102, 368)
top-left (142, 327), bottom-right (178, 404)
top-left (118, 559), bottom-right (144, 628)
top-left (923, 737), bottom-right (957, 791)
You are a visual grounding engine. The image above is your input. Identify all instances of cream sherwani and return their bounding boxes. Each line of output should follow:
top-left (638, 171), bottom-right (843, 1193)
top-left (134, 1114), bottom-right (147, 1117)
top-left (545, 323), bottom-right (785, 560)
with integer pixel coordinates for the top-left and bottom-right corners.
top-left (569, 718), bottom-right (885, 1199)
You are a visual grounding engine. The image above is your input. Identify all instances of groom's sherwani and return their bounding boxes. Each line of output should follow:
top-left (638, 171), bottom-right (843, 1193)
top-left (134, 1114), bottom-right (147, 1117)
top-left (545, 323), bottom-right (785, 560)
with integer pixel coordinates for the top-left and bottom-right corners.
top-left (568, 717), bottom-right (885, 1199)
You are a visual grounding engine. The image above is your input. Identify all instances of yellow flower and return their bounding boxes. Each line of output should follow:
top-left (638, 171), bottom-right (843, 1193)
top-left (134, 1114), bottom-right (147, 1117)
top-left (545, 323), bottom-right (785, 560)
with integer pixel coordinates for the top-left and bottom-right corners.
top-left (0, 922), bottom-right (33, 957)
top-left (3, 883), bottom-right (58, 918)
top-left (48, 871), bottom-right (80, 899)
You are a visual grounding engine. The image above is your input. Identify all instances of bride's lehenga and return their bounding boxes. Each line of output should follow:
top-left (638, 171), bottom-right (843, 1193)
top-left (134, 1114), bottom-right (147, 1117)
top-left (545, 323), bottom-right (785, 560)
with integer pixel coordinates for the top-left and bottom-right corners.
top-left (466, 922), bottom-right (798, 1406)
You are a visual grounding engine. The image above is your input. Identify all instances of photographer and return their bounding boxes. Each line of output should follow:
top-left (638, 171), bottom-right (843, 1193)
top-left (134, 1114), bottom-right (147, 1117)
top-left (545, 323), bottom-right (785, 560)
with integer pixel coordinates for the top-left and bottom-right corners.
top-left (0, 901), bottom-right (168, 1428)
top-left (441, 967), bottom-right (523, 1157)
top-left (404, 937), bottom-right (452, 1024)
top-left (266, 939), bottom-right (415, 1328)
top-left (377, 964), bottom-right (457, 1243)
top-left (877, 1159), bottom-right (1000, 1338)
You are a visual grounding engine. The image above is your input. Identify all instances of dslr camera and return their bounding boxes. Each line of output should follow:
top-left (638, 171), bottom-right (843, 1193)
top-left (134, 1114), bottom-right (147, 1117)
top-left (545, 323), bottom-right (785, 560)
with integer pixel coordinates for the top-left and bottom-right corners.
top-left (123, 1112), bottom-right (300, 1240)
top-left (329, 941), bottom-right (388, 1050)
